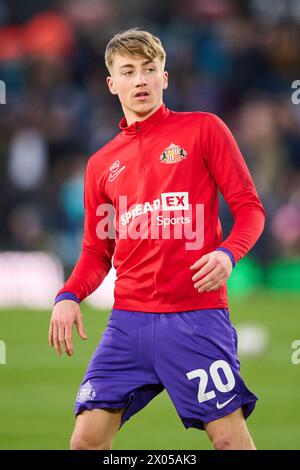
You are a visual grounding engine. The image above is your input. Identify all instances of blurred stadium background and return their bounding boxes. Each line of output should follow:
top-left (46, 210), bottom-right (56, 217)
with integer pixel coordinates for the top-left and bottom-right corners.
top-left (0, 0), bottom-right (300, 450)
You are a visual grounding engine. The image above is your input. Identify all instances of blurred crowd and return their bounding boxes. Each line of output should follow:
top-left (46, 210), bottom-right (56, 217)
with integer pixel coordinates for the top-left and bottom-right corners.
top-left (0, 0), bottom-right (300, 272)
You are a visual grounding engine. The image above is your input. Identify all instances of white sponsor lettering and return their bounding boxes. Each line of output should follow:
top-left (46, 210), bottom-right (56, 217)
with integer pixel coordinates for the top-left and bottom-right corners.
top-left (157, 215), bottom-right (190, 227)
top-left (120, 198), bottom-right (160, 226)
top-left (95, 193), bottom-right (205, 250)
top-left (161, 192), bottom-right (189, 210)
top-left (121, 192), bottom-right (189, 226)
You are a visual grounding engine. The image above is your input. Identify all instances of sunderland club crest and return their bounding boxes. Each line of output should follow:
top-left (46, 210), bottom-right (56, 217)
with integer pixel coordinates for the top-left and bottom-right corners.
top-left (160, 143), bottom-right (187, 164)
top-left (76, 380), bottom-right (96, 403)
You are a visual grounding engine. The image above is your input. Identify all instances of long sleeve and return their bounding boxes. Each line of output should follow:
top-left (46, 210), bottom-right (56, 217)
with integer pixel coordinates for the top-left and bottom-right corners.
top-left (56, 158), bottom-right (115, 302)
top-left (201, 113), bottom-right (266, 264)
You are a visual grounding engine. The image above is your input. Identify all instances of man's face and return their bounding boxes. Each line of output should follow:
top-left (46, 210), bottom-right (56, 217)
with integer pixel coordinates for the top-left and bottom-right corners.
top-left (107, 54), bottom-right (168, 120)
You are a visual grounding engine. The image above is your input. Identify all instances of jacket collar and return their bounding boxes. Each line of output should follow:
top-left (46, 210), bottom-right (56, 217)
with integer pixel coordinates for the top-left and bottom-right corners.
top-left (119, 103), bottom-right (169, 136)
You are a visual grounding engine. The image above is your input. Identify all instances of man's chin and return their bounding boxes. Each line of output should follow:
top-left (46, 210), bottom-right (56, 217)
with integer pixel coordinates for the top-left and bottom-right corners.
top-left (131, 101), bottom-right (157, 116)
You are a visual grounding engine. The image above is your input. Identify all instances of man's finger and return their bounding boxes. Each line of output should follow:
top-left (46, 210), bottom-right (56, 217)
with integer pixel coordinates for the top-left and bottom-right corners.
top-left (206, 282), bottom-right (225, 292)
top-left (191, 260), bottom-right (217, 282)
top-left (193, 266), bottom-right (221, 288)
top-left (49, 321), bottom-right (53, 348)
top-left (190, 254), bottom-right (209, 270)
top-left (197, 275), bottom-right (222, 291)
top-left (53, 323), bottom-right (61, 356)
top-left (194, 267), bottom-right (223, 290)
top-left (64, 325), bottom-right (74, 356)
top-left (197, 273), bottom-right (226, 292)
top-left (58, 323), bottom-right (68, 355)
top-left (204, 276), bottom-right (227, 292)
top-left (75, 315), bottom-right (88, 340)
top-left (203, 282), bottom-right (220, 292)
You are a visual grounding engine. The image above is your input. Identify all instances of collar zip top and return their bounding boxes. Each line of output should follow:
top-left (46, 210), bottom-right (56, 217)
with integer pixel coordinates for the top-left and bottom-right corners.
top-left (119, 103), bottom-right (169, 137)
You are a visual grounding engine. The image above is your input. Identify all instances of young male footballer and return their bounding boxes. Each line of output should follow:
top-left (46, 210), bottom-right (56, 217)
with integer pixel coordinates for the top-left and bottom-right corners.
top-left (49, 29), bottom-right (265, 450)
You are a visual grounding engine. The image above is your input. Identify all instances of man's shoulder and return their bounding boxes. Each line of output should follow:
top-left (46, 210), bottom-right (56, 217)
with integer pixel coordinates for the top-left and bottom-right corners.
top-left (168, 109), bottom-right (220, 127)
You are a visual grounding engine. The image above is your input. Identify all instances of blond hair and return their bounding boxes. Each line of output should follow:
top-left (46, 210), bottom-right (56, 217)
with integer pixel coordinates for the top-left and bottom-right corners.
top-left (105, 28), bottom-right (166, 72)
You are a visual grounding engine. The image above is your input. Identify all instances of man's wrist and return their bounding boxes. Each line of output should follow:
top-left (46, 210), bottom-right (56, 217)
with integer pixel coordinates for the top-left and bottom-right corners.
top-left (54, 292), bottom-right (80, 305)
top-left (215, 247), bottom-right (236, 268)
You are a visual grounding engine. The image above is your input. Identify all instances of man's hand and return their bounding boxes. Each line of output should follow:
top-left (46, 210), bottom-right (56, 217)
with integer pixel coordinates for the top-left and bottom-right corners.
top-left (190, 250), bottom-right (233, 293)
top-left (49, 300), bottom-right (87, 356)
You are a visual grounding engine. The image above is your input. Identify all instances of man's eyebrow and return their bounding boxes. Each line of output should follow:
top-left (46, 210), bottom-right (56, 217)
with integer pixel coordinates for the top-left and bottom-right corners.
top-left (118, 60), bottom-right (155, 69)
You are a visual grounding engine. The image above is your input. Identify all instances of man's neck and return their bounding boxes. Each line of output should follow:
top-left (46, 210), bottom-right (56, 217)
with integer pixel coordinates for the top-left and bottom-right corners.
top-left (122, 101), bottom-right (163, 126)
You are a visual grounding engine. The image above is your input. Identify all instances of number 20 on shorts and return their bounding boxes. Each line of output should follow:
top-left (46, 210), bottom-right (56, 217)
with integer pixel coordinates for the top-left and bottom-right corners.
top-left (186, 360), bottom-right (236, 403)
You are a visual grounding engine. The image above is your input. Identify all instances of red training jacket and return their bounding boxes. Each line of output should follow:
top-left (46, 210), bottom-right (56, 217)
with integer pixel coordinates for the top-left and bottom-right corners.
top-left (56, 103), bottom-right (265, 312)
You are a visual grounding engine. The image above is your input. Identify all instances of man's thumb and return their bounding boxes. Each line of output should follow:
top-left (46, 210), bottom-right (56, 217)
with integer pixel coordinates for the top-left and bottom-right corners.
top-left (76, 316), bottom-right (88, 339)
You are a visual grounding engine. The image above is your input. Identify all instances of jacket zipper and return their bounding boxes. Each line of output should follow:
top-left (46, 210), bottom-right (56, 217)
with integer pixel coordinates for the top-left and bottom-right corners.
top-left (136, 123), bottom-right (144, 173)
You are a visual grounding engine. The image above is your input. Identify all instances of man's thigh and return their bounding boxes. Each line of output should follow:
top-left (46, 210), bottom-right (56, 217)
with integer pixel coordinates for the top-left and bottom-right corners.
top-left (74, 310), bottom-right (164, 428)
top-left (154, 309), bottom-right (258, 430)
top-left (204, 407), bottom-right (256, 449)
top-left (72, 408), bottom-right (126, 446)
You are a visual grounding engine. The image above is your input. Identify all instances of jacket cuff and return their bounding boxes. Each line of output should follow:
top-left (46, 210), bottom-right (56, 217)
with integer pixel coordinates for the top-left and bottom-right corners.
top-left (215, 247), bottom-right (236, 268)
top-left (54, 292), bottom-right (80, 305)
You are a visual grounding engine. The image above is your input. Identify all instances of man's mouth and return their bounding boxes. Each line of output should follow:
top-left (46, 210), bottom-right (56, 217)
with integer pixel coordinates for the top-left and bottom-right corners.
top-left (134, 91), bottom-right (150, 99)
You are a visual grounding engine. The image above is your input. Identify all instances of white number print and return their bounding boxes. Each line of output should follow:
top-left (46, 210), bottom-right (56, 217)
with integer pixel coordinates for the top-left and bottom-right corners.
top-left (186, 360), bottom-right (236, 403)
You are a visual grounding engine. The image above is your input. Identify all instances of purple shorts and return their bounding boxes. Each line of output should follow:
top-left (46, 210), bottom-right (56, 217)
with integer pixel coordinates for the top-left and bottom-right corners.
top-left (75, 308), bottom-right (258, 430)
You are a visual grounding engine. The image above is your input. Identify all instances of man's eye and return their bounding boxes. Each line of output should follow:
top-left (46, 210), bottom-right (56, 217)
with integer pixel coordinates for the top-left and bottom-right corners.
top-left (123, 71), bottom-right (133, 76)
top-left (146, 68), bottom-right (155, 72)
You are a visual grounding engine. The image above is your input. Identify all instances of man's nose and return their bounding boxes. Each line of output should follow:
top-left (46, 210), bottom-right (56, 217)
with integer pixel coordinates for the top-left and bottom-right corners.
top-left (134, 71), bottom-right (147, 86)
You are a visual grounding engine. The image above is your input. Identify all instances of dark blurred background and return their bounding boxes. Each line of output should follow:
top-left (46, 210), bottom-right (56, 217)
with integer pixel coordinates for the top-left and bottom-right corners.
top-left (0, 0), bottom-right (300, 277)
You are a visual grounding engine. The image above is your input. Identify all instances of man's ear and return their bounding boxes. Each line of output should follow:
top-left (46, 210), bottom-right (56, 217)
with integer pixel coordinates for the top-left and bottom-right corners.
top-left (162, 70), bottom-right (168, 90)
top-left (107, 76), bottom-right (118, 95)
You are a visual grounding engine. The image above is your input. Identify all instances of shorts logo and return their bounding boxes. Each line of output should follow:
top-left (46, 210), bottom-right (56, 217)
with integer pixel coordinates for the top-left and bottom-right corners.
top-left (108, 160), bottom-right (126, 183)
top-left (216, 394), bottom-right (237, 409)
top-left (76, 380), bottom-right (96, 403)
top-left (160, 143), bottom-right (187, 164)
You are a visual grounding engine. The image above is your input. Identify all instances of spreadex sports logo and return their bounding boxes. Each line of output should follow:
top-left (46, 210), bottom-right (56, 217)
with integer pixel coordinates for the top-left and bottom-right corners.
top-left (96, 191), bottom-right (204, 250)
top-left (108, 160), bottom-right (126, 183)
top-left (120, 192), bottom-right (190, 226)
top-left (160, 143), bottom-right (187, 164)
